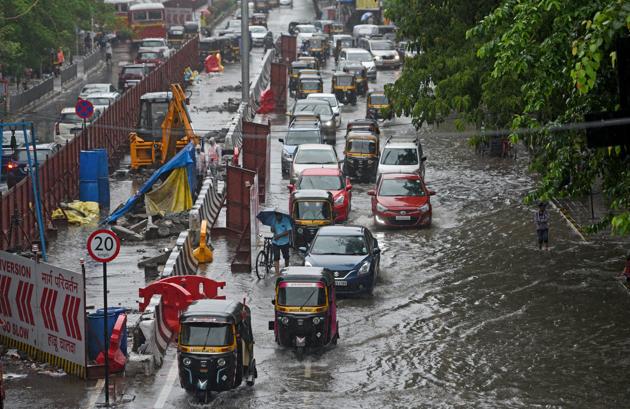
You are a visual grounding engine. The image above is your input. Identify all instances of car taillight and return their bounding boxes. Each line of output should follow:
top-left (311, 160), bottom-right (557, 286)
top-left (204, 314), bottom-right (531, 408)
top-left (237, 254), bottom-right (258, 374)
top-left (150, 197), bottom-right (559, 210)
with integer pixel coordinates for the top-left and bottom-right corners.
top-left (7, 162), bottom-right (16, 170)
top-left (55, 122), bottom-right (60, 135)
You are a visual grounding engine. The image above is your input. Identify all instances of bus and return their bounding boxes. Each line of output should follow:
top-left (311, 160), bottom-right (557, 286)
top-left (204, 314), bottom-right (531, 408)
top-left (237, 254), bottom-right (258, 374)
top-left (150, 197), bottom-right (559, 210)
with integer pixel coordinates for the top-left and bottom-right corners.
top-left (104, 0), bottom-right (134, 33)
top-left (129, 3), bottom-right (167, 41)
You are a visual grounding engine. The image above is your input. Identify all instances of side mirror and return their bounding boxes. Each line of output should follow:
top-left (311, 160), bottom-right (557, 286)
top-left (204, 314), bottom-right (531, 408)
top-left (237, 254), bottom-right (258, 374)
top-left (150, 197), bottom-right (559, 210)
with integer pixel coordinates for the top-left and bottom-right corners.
top-left (298, 246), bottom-right (307, 253)
top-left (287, 183), bottom-right (295, 191)
top-left (271, 299), bottom-right (275, 305)
top-left (421, 156), bottom-right (427, 162)
top-left (428, 190), bottom-right (436, 196)
top-left (367, 190), bottom-right (375, 196)
top-left (278, 138), bottom-right (284, 143)
top-left (346, 184), bottom-right (352, 191)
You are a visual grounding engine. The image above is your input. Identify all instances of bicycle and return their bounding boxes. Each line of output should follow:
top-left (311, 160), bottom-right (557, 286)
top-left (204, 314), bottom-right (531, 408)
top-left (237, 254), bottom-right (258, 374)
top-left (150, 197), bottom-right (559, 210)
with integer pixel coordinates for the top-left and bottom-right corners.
top-left (255, 236), bottom-right (274, 279)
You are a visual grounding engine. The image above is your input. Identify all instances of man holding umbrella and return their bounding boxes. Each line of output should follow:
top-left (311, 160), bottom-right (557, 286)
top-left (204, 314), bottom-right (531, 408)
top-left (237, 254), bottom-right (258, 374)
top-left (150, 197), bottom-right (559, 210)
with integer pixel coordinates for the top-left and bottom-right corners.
top-left (270, 209), bottom-right (292, 275)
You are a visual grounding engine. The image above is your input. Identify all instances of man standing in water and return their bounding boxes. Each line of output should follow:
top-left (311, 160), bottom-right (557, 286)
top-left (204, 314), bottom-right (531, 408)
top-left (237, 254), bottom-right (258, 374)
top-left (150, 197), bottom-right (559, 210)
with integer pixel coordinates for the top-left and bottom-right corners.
top-left (271, 210), bottom-right (292, 275)
top-left (534, 202), bottom-right (550, 250)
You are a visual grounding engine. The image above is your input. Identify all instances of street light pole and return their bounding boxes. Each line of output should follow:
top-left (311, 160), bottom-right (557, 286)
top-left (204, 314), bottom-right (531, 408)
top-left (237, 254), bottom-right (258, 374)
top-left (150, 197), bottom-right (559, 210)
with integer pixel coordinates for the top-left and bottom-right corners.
top-left (241, 0), bottom-right (250, 104)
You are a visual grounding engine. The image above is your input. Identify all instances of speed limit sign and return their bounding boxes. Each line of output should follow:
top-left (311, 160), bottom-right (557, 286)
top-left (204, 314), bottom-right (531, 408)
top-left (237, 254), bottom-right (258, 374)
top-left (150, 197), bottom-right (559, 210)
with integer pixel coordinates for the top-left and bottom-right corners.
top-left (87, 229), bottom-right (120, 263)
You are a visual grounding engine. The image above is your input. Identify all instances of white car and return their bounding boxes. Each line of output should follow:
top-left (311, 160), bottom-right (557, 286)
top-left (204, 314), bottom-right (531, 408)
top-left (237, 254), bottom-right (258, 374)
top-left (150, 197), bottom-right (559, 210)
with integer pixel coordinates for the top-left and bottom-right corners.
top-left (138, 38), bottom-right (172, 58)
top-left (55, 107), bottom-right (100, 143)
top-left (84, 92), bottom-right (119, 112)
top-left (291, 144), bottom-right (340, 182)
top-left (295, 24), bottom-right (317, 34)
top-left (306, 93), bottom-right (342, 128)
top-left (366, 39), bottom-right (401, 69)
top-left (377, 141), bottom-right (426, 179)
top-left (78, 83), bottom-right (118, 99)
top-left (352, 24), bottom-right (379, 39)
top-left (249, 25), bottom-right (268, 47)
top-left (339, 48), bottom-right (377, 81)
top-left (279, 0), bottom-right (293, 6)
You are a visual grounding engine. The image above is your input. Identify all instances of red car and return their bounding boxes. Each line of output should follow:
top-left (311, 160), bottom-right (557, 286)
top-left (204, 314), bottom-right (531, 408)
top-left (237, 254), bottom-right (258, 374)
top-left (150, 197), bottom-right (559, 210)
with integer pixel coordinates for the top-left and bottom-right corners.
top-left (368, 173), bottom-right (435, 227)
top-left (288, 168), bottom-right (352, 222)
top-left (135, 50), bottom-right (164, 66)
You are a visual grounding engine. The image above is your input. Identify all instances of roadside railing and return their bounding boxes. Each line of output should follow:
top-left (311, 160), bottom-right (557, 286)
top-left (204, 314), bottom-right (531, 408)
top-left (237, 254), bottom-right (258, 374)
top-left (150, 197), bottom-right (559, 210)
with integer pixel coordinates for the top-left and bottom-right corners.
top-left (7, 77), bottom-right (54, 114)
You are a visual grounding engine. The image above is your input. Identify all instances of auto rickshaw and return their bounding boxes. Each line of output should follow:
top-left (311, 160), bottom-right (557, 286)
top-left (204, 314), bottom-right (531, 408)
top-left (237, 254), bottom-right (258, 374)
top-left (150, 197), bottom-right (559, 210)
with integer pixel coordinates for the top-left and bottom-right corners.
top-left (366, 91), bottom-right (393, 120)
top-left (331, 72), bottom-right (357, 105)
top-left (178, 299), bottom-right (257, 403)
top-left (346, 119), bottom-right (380, 137)
top-left (289, 60), bottom-right (309, 95)
top-left (330, 23), bottom-right (344, 35)
top-left (297, 56), bottom-right (319, 70)
top-left (342, 62), bottom-right (368, 96)
top-left (297, 74), bottom-right (324, 99)
top-left (250, 13), bottom-right (268, 28)
top-left (334, 37), bottom-right (354, 63)
top-left (290, 189), bottom-right (335, 247)
top-left (184, 21), bottom-right (199, 39)
top-left (343, 131), bottom-right (380, 182)
top-left (308, 37), bottom-right (327, 66)
top-left (269, 267), bottom-right (339, 357)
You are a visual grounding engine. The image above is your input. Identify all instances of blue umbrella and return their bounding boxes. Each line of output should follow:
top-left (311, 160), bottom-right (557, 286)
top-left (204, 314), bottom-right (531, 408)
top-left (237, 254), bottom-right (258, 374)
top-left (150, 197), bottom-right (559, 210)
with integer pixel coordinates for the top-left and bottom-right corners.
top-left (361, 12), bottom-right (373, 23)
top-left (257, 208), bottom-right (293, 227)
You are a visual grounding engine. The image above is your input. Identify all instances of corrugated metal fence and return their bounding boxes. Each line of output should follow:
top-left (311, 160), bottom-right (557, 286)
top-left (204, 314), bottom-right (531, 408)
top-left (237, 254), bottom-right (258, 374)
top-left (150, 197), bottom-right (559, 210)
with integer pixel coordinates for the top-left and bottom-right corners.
top-left (0, 37), bottom-right (199, 252)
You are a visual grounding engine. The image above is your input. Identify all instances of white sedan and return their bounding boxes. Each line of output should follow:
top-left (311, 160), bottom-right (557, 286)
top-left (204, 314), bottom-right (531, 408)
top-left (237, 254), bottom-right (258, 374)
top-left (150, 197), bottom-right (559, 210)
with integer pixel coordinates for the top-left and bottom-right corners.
top-left (249, 25), bottom-right (268, 47)
top-left (306, 93), bottom-right (343, 128)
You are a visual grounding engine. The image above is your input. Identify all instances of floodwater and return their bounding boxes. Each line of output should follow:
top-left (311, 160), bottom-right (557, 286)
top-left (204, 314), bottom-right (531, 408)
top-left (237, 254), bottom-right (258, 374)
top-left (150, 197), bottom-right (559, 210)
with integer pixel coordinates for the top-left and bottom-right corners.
top-left (6, 0), bottom-right (630, 408)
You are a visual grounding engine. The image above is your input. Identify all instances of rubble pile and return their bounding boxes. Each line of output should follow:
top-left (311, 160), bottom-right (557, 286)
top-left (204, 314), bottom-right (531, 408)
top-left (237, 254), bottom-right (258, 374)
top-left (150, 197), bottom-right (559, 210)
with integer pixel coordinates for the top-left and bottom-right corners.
top-left (113, 212), bottom-right (189, 242)
top-left (216, 84), bottom-right (242, 92)
top-left (192, 97), bottom-right (241, 114)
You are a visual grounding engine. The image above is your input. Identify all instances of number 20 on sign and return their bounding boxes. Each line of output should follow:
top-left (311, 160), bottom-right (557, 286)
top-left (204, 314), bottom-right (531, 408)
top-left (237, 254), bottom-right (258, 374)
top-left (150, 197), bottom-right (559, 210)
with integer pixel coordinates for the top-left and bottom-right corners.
top-left (87, 229), bottom-right (120, 263)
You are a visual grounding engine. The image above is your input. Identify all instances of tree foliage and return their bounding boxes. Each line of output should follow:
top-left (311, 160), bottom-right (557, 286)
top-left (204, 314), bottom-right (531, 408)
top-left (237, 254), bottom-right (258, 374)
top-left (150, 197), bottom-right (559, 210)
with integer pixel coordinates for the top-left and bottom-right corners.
top-left (384, 0), bottom-right (630, 234)
top-left (0, 0), bottom-right (114, 75)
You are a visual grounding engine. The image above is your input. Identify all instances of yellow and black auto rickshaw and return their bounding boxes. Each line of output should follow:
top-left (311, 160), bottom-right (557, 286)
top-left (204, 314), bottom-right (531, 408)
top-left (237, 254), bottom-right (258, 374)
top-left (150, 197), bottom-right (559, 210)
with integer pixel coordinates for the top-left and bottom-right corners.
top-left (366, 91), bottom-right (393, 121)
top-left (290, 189), bottom-right (335, 247)
top-left (297, 74), bottom-right (324, 99)
top-left (334, 37), bottom-right (354, 63)
top-left (330, 23), bottom-right (344, 35)
top-left (342, 62), bottom-right (368, 96)
top-left (177, 299), bottom-right (257, 403)
top-left (308, 36), bottom-right (327, 66)
top-left (250, 13), bottom-right (268, 28)
top-left (297, 56), bottom-right (319, 70)
top-left (346, 118), bottom-right (380, 137)
top-left (289, 60), bottom-right (309, 94)
top-left (269, 267), bottom-right (339, 358)
top-left (343, 131), bottom-right (380, 182)
top-left (331, 72), bottom-right (357, 105)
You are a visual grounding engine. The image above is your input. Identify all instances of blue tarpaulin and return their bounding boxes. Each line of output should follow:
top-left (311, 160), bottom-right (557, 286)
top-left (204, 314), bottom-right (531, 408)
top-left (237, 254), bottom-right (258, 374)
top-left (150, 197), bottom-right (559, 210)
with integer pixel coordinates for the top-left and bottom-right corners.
top-left (102, 143), bottom-right (197, 225)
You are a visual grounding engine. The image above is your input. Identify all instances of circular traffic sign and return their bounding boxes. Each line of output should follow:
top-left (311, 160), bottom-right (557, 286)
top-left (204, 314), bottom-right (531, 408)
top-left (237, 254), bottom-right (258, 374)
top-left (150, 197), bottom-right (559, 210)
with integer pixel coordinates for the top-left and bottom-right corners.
top-left (87, 229), bottom-right (120, 263)
top-left (75, 98), bottom-right (94, 119)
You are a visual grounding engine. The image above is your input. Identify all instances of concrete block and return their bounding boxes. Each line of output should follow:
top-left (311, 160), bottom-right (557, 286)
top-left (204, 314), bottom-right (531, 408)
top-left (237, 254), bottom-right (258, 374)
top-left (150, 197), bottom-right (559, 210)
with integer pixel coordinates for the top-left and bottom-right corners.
top-left (125, 353), bottom-right (155, 376)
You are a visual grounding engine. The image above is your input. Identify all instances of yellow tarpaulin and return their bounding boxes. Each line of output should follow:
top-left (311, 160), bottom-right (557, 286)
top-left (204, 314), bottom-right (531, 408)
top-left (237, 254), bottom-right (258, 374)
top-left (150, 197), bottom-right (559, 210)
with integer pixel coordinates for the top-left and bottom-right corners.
top-left (51, 201), bottom-right (100, 224)
top-left (145, 167), bottom-right (193, 216)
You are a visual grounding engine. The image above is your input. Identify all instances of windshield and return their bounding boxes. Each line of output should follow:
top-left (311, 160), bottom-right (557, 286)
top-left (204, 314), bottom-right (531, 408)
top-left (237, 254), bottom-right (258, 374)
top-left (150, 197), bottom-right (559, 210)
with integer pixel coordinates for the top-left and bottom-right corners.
top-left (87, 97), bottom-right (111, 106)
top-left (301, 81), bottom-right (321, 91)
top-left (347, 139), bottom-right (376, 154)
top-left (338, 39), bottom-right (353, 48)
top-left (310, 234), bottom-right (367, 255)
top-left (2, 132), bottom-right (27, 146)
top-left (381, 148), bottom-right (418, 165)
top-left (278, 285), bottom-right (326, 307)
top-left (380, 179), bottom-right (425, 196)
top-left (60, 113), bottom-right (82, 124)
top-left (141, 40), bottom-right (164, 48)
top-left (294, 201), bottom-right (331, 220)
top-left (286, 130), bottom-right (320, 145)
top-left (123, 67), bottom-right (145, 76)
top-left (139, 101), bottom-right (169, 130)
top-left (295, 103), bottom-right (331, 116)
top-left (294, 148), bottom-right (336, 164)
top-left (139, 52), bottom-right (160, 59)
top-left (81, 85), bottom-right (106, 94)
top-left (370, 94), bottom-right (389, 105)
top-left (347, 51), bottom-right (372, 63)
top-left (298, 175), bottom-right (343, 190)
top-left (371, 41), bottom-right (394, 51)
top-left (179, 323), bottom-right (233, 347)
top-left (335, 76), bottom-right (354, 86)
top-left (250, 26), bottom-right (266, 33)
top-left (297, 25), bottom-right (316, 33)
top-left (17, 149), bottom-right (53, 162)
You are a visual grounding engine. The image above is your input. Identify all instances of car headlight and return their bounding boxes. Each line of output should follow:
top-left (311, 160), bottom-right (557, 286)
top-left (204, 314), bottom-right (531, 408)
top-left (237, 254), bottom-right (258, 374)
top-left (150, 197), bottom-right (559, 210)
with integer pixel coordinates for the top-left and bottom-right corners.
top-left (419, 203), bottom-right (430, 212)
top-left (324, 120), bottom-right (334, 127)
top-left (281, 316), bottom-right (290, 325)
top-left (367, 159), bottom-right (374, 164)
top-left (334, 194), bottom-right (344, 205)
top-left (376, 203), bottom-right (388, 212)
top-left (217, 358), bottom-right (226, 367)
top-left (394, 54), bottom-right (400, 60)
top-left (358, 261), bottom-right (370, 275)
top-left (312, 317), bottom-right (322, 325)
top-left (304, 260), bottom-right (312, 267)
top-left (374, 55), bottom-right (382, 61)
top-left (182, 357), bottom-right (192, 366)
top-left (297, 227), bottom-right (304, 233)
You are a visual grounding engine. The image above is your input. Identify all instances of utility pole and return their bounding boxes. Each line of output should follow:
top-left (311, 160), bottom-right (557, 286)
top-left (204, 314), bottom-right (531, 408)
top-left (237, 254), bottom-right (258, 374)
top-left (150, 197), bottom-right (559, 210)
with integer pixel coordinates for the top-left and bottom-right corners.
top-left (241, 0), bottom-right (250, 104)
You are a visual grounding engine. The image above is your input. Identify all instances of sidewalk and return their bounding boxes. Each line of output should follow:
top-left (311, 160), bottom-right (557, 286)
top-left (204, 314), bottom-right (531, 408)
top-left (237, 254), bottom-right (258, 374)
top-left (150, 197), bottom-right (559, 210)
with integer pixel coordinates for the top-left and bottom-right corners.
top-left (553, 189), bottom-right (612, 241)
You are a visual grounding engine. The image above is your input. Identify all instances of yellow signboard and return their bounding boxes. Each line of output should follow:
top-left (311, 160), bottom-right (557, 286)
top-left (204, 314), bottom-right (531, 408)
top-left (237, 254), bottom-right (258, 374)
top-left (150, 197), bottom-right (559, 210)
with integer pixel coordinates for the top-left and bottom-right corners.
top-left (356, 0), bottom-right (379, 10)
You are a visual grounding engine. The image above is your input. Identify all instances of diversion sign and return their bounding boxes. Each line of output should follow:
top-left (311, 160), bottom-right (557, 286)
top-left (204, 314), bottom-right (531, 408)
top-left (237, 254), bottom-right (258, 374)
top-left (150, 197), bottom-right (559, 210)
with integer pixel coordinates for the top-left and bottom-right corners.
top-left (0, 251), bottom-right (86, 378)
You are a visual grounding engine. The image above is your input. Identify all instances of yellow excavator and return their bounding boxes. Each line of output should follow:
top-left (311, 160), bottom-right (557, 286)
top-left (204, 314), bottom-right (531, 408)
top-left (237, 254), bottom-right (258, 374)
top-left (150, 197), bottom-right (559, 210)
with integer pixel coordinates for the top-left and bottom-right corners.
top-left (130, 83), bottom-right (199, 169)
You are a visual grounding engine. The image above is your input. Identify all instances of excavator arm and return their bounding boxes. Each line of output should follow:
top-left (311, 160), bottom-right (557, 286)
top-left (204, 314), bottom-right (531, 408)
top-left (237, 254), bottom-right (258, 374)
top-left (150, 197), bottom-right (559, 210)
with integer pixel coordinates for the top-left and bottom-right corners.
top-left (160, 83), bottom-right (199, 164)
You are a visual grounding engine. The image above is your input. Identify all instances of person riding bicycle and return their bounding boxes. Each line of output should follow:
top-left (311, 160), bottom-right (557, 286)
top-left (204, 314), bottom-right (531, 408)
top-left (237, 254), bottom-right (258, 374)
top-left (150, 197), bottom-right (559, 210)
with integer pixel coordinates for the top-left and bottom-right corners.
top-left (105, 42), bottom-right (113, 64)
top-left (270, 209), bottom-right (292, 275)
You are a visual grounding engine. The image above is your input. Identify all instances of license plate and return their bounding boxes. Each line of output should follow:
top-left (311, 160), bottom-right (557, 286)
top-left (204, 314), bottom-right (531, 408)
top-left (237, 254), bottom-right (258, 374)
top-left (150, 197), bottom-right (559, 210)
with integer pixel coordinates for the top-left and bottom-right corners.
top-left (396, 216), bottom-right (411, 221)
top-left (335, 280), bottom-right (347, 286)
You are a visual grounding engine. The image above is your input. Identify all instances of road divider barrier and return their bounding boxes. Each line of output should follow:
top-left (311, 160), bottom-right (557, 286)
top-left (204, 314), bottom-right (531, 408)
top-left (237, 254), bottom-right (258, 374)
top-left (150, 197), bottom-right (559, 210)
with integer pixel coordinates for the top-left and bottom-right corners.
top-left (60, 63), bottom-right (78, 86)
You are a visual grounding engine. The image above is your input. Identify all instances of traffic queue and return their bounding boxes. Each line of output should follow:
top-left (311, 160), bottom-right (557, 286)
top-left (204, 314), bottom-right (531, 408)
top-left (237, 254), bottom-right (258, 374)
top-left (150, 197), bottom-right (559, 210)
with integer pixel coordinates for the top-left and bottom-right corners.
top-left (173, 6), bottom-right (436, 403)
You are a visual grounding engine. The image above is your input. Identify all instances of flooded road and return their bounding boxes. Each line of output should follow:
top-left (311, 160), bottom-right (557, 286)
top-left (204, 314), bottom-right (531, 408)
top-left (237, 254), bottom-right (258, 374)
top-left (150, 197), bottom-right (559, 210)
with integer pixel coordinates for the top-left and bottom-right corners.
top-left (6, 0), bottom-right (630, 408)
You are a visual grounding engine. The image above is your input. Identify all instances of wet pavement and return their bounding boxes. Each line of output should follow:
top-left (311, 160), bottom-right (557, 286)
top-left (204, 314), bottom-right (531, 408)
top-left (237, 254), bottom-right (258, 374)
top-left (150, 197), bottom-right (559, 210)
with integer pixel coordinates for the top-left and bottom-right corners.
top-left (7, 0), bottom-right (630, 408)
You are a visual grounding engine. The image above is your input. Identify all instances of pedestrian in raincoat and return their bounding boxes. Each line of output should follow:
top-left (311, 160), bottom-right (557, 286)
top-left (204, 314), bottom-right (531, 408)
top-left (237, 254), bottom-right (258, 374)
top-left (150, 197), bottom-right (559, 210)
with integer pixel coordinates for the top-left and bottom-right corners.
top-left (534, 202), bottom-right (549, 250)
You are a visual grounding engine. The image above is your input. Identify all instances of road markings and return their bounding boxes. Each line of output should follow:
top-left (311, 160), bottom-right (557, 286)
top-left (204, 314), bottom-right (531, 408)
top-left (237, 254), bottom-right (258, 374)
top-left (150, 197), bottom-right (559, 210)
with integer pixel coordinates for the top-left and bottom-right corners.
top-left (154, 358), bottom-right (179, 409)
top-left (86, 378), bottom-right (104, 409)
top-left (304, 357), bottom-right (312, 378)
